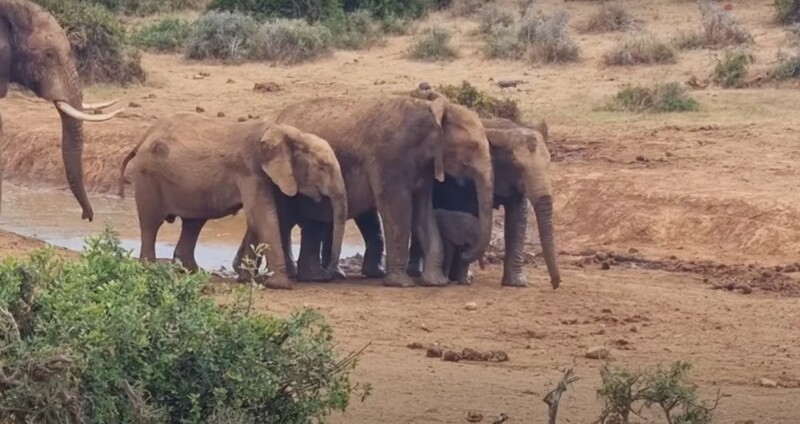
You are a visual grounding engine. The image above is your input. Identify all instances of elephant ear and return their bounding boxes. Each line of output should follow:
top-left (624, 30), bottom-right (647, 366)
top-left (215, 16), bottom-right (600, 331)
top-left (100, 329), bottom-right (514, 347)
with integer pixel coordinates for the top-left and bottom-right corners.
top-left (428, 97), bottom-right (447, 182)
top-left (0, 19), bottom-right (12, 98)
top-left (260, 125), bottom-right (298, 197)
top-left (532, 118), bottom-right (548, 140)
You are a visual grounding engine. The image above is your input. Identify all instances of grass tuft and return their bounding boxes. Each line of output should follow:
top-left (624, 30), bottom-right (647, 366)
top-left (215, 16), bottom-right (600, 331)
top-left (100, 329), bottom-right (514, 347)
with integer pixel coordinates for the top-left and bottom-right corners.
top-left (584, 2), bottom-right (640, 33)
top-left (606, 82), bottom-right (699, 113)
top-left (712, 49), bottom-right (753, 88)
top-left (408, 26), bottom-right (459, 61)
top-left (603, 34), bottom-right (677, 65)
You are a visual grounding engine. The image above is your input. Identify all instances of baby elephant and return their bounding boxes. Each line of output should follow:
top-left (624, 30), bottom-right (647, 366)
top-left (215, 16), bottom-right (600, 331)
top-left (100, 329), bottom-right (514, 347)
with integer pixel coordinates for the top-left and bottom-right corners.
top-left (434, 209), bottom-right (485, 284)
top-left (118, 113), bottom-right (348, 290)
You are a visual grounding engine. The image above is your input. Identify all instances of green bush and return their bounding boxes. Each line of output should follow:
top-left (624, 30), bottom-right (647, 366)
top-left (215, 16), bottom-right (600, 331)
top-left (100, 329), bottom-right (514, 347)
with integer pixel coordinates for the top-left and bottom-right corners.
top-left (484, 7), bottom-right (579, 63)
top-left (207, 0), bottom-right (433, 22)
top-left (774, 0), bottom-right (800, 25)
top-left (325, 9), bottom-right (385, 49)
top-left (602, 34), bottom-right (677, 66)
top-left (79, 0), bottom-right (208, 15)
top-left (712, 49), bottom-right (753, 88)
top-left (408, 26), bottom-right (458, 61)
top-left (597, 362), bottom-right (721, 424)
top-left (769, 52), bottom-right (800, 79)
top-left (252, 18), bottom-right (333, 63)
top-left (0, 230), bottom-right (365, 423)
top-left (437, 80), bottom-right (520, 121)
top-left (607, 82), bottom-right (699, 113)
top-left (698, 0), bottom-right (752, 47)
top-left (584, 2), bottom-right (639, 33)
top-left (185, 11), bottom-right (259, 61)
top-left (35, 0), bottom-right (146, 85)
top-left (131, 18), bottom-right (193, 52)
top-left (380, 14), bottom-right (411, 35)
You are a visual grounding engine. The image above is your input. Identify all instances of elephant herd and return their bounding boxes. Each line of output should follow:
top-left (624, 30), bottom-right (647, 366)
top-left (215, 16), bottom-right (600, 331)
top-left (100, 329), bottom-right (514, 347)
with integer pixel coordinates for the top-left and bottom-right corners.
top-left (0, 0), bottom-right (561, 291)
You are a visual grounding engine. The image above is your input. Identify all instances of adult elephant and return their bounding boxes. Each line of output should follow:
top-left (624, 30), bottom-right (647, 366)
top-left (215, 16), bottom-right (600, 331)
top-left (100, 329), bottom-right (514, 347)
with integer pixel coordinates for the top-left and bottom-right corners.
top-left (118, 113), bottom-right (348, 290)
top-left (236, 95), bottom-right (494, 287)
top-left (0, 0), bottom-right (124, 220)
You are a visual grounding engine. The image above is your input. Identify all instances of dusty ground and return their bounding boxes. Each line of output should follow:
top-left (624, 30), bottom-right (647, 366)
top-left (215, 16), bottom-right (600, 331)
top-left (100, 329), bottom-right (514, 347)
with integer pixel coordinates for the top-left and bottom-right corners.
top-left (2, 0), bottom-right (800, 422)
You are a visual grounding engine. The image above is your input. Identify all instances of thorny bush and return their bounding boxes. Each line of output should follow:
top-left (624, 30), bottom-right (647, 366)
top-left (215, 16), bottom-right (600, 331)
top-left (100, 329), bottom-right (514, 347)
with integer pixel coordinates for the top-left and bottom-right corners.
top-left (0, 229), bottom-right (367, 423)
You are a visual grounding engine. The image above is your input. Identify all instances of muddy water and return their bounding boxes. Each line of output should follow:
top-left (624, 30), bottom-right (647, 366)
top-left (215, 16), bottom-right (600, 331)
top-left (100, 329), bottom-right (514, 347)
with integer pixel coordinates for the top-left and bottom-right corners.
top-left (0, 184), bottom-right (366, 270)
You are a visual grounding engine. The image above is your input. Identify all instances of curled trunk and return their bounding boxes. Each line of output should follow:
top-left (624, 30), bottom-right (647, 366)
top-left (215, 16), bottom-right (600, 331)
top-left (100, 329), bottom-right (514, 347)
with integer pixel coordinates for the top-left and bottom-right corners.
top-left (532, 195), bottom-right (560, 289)
top-left (325, 193), bottom-right (348, 273)
top-left (59, 111), bottom-right (93, 221)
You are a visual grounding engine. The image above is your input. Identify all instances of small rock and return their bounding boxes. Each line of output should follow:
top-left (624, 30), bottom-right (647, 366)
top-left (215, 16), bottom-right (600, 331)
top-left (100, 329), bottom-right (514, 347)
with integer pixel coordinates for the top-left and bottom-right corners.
top-left (128, 101), bottom-right (141, 108)
top-left (466, 411), bottom-right (484, 422)
top-left (199, 71), bottom-right (211, 77)
top-left (226, 78), bottom-right (235, 84)
top-left (465, 302), bottom-right (478, 311)
top-left (145, 93), bottom-right (157, 99)
top-left (630, 326), bottom-right (638, 333)
top-left (526, 329), bottom-right (547, 339)
top-left (739, 284), bottom-right (753, 294)
top-left (426, 346), bottom-right (443, 358)
top-left (407, 342), bottom-right (426, 350)
top-left (418, 81), bottom-right (431, 90)
top-left (601, 262), bottom-right (611, 270)
top-left (238, 117), bottom-right (247, 122)
top-left (760, 378), bottom-right (778, 388)
top-left (635, 155), bottom-right (647, 162)
top-left (585, 346), bottom-right (610, 359)
top-left (497, 79), bottom-right (525, 88)
top-left (253, 82), bottom-right (281, 93)
top-left (420, 323), bottom-right (431, 332)
top-left (195, 106), bottom-right (205, 113)
top-left (217, 112), bottom-right (226, 117)
top-left (442, 350), bottom-right (461, 362)
top-left (192, 74), bottom-right (205, 80)
top-left (248, 114), bottom-right (260, 120)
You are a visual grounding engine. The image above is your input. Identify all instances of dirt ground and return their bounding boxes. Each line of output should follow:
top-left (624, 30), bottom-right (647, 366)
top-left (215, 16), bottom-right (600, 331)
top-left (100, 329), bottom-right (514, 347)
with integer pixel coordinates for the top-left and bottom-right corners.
top-left (2, 0), bottom-right (800, 422)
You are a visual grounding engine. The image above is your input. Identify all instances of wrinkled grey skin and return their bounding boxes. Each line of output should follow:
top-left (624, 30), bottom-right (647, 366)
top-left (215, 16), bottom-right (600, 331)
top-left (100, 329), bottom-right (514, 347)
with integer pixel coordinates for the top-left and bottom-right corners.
top-left (0, 0), bottom-right (123, 221)
top-left (434, 209), bottom-right (481, 284)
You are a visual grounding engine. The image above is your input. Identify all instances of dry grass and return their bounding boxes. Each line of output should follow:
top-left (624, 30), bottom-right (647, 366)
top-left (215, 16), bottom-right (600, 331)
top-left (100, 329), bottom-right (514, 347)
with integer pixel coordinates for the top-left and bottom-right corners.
top-left (711, 49), bottom-right (753, 88)
top-left (583, 2), bottom-right (640, 33)
top-left (408, 26), bottom-right (459, 61)
top-left (698, 0), bottom-right (753, 47)
top-left (602, 34), bottom-right (677, 66)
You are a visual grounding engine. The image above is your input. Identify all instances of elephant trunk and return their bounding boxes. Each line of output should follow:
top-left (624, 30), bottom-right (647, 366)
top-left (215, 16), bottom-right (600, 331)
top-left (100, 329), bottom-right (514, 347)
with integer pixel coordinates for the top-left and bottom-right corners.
top-left (461, 170), bottom-right (493, 263)
top-left (326, 192), bottom-right (348, 273)
top-left (59, 110), bottom-right (93, 222)
top-left (531, 195), bottom-right (561, 289)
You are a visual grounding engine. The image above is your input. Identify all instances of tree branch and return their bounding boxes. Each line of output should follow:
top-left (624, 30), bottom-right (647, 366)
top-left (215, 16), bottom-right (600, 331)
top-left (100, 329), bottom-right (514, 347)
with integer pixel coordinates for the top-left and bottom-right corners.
top-left (543, 365), bottom-right (579, 424)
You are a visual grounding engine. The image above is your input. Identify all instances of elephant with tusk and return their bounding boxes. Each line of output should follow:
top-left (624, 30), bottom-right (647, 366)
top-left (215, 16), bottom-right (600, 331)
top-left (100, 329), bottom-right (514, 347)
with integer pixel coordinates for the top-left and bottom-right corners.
top-left (0, 0), bottom-right (124, 221)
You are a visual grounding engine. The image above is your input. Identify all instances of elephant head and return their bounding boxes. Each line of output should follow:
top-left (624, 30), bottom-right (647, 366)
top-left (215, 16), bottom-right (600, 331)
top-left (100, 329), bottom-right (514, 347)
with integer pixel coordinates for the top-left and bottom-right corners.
top-left (0, 0), bottom-right (124, 221)
top-left (259, 124), bottom-right (348, 273)
top-left (428, 95), bottom-right (494, 264)
top-left (484, 117), bottom-right (561, 288)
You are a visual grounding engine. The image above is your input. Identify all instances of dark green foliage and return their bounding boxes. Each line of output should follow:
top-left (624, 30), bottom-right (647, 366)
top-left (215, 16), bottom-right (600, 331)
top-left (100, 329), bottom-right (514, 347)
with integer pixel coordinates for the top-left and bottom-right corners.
top-left (597, 362), bottom-right (721, 424)
top-left (437, 80), bottom-right (521, 122)
top-left (0, 230), bottom-right (364, 423)
top-left (607, 82), bottom-right (699, 113)
top-left (34, 0), bottom-right (146, 85)
top-left (131, 18), bottom-right (193, 52)
top-left (76, 0), bottom-right (208, 16)
top-left (712, 50), bottom-right (753, 88)
top-left (774, 0), bottom-right (800, 25)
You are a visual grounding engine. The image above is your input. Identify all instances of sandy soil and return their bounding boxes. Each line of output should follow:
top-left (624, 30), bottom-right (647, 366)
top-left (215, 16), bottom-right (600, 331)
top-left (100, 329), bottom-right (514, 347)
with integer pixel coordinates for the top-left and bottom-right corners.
top-left (1, 0), bottom-right (800, 422)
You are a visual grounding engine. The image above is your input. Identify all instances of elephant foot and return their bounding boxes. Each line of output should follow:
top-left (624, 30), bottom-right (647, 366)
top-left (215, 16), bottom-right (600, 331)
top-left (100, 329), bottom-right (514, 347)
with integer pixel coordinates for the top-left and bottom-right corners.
top-left (383, 272), bottom-right (416, 288)
top-left (328, 265), bottom-right (348, 280)
top-left (286, 260), bottom-right (298, 279)
top-left (455, 270), bottom-right (474, 285)
top-left (406, 264), bottom-right (423, 278)
top-left (501, 272), bottom-right (528, 288)
top-left (297, 266), bottom-right (335, 283)
top-left (263, 274), bottom-right (294, 290)
top-left (362, 263), bottom-right (387, 279)
top-left (419, 270), bottom-right (449, 287)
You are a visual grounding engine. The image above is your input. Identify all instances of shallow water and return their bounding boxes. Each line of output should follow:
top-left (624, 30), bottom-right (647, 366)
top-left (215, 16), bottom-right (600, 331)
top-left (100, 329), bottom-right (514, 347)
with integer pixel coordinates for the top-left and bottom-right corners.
top-left (0, 184), bottom-right (366, 270)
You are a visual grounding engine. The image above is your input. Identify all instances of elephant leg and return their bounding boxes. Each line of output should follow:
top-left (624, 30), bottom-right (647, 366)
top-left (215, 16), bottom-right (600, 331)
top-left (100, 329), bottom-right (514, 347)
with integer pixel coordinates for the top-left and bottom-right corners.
top-left (441, 241), bottom-right (455, 281)
top-left (502, 198), bottom-right (529, 287)
top-left (279, 219), bottom-right (298, 279)
top-left (173, 217), bottom-right (206, 272)
top-left (406, 236), bottom-right (423, 278)
top-left (355, 210), bottom-right (386, 278)
top-left (233, 225), bottom-right (254, 276)
top-left (320, 222), bottom-right (347, 280)
top-left (241, 184), bottom-right (291, 290)
top-left (449, 254), bottom-right (473, 285)
top-left (412, 187), bottom-right (449, 287)
top-left (375, 190), bottom-right (415, 288)
top-left (135, 186), bottom-right (163, 264)
top-left (297, 221), bottom-right (334, 282)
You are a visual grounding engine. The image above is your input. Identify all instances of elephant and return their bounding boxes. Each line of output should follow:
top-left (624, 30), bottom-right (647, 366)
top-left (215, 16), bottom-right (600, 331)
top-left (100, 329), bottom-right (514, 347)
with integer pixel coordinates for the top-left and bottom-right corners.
top-left (235, 95), bottom-right (494, 288)
top-left (117, 112), bottom-right (348, 290)
top-left (0, 0), bottom-right (124, 220)
top-left (434, 208), bottom-right (485, 284)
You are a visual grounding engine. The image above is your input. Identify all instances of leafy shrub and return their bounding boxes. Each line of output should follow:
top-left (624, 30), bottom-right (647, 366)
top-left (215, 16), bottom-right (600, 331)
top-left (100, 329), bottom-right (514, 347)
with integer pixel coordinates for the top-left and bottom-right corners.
top-left (517, 8), bottom-right (580, 63)
top-left (698, 0), bottom-right (752, 47)
top-left (671, 30), bottom-right (705, 50)
top-left (131, 18), bottom-right (193, 52)
top-left (380, 14), bottom-right (411, 35)
top-left (35, 0), bottom-right (146, 85)
top-left (584, 2), bottom-right (639, 33)
top-left (449, 0), bottom-right (485, 17)
top-left (0, 230), bottom-right (365, 423)
top-left (478, 3), bottom-right (515, 34)
top-left (185, 11), bottom-right (258, 61)
top-left (325, 9), bottom-right (385, 49)
top-left (774, 0), bottom-right (800, 25)
top-left (602, 34), bottom-right (677, 66)
top-left (252, 19), bottom-right (333, 63)
top-left (80, 0), bottom-right (208, 15)
top-left (607, 82), bottom-right (699, 113)
top-left (484, 25), bottom-right (522, 59)
top-left (712, 49), bottom-right (753, 88)
top-left (207, 0), bottom-right (343, 22)
top-left (350, 0), bottom-right (431, 19)
top-left (597, 362), bottom-right (721, 424)
top-left (408, 26), bottom-right (458, 61)
top-left (769, 52), bottom-right (800, 79)
top-left (437, 80), bottom-right (521, 121)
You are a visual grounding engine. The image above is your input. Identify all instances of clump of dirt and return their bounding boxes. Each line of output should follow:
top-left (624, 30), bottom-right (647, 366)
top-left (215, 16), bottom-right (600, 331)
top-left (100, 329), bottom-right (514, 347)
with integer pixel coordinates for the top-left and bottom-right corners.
top-left (570, 249), bottom-right (800, 296)
top-left (253, 82), bottom-right (281, 93)
top-left (413, 343), bottom-right (510, 363)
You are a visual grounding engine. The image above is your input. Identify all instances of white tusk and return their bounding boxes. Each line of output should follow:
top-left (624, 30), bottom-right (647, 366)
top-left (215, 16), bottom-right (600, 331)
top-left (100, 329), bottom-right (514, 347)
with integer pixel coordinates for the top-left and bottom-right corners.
top-left (82, 99), bottom-right (119, 111)
top-left (56, 101), bottom-right (125, 122)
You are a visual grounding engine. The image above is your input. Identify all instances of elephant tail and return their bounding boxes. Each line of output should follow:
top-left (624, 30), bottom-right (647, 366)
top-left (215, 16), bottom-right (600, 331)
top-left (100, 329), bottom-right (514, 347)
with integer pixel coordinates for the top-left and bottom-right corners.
top-left (117, 141), bottom-right (142, 199)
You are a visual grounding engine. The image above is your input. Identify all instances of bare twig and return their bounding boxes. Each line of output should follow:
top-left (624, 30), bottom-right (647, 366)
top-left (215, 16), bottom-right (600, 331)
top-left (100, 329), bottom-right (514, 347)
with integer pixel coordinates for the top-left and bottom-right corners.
top-left (544, 365), bottom-right (579, 424)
